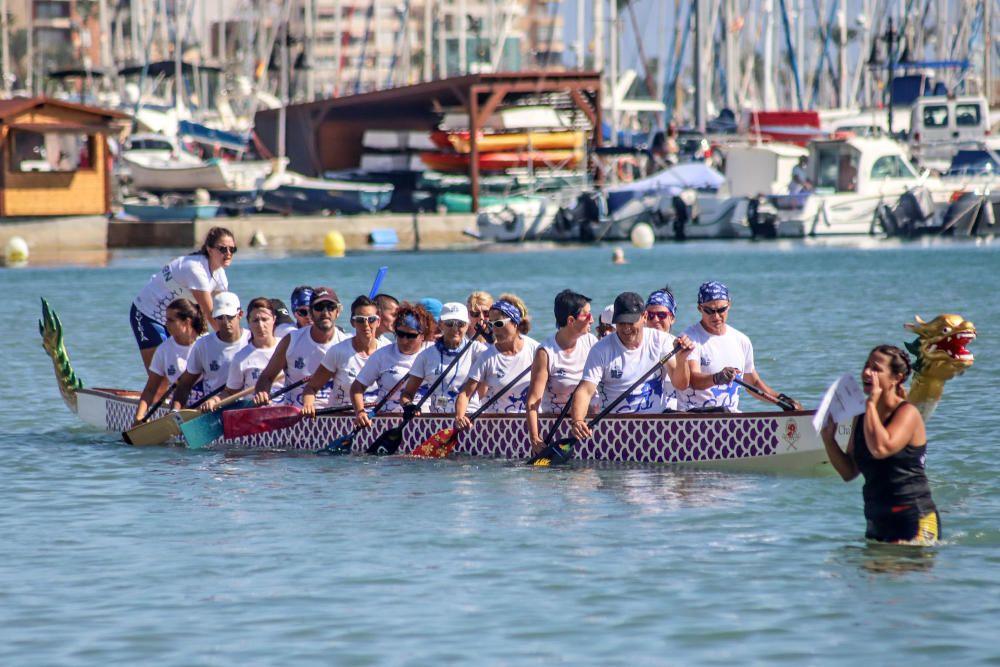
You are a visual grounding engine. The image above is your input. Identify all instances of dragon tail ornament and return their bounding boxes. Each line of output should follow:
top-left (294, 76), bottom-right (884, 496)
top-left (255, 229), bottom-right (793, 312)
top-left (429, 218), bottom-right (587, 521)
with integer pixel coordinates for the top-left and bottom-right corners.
top-left (39, 298), bottom-right (83, 414)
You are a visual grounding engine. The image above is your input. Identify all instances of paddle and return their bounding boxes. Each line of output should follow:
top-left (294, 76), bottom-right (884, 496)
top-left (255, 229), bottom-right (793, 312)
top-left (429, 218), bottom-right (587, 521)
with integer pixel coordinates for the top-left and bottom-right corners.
top-left (732, 378), bottom-right (798, 411)
top-left (182, 378), bottom-right (306, 449)
top-left (368, 266), bottom-right (388, 299)
top-left (367, 337), bottom-right (478, 455)
top-left (531, 387), bottom-right (578, 456)
top-left (223, 402), bottom-right (355, 438)
top-left (137, 382), bottom-right (175, 424)
top-left (122, 383), bottom-right (227, 446)
top-left (319, 374), bottom-right (410, 455)
top-left (526, 344), bottom-right (684, 466)
top-left (411, 365), bottom-right (533, 459)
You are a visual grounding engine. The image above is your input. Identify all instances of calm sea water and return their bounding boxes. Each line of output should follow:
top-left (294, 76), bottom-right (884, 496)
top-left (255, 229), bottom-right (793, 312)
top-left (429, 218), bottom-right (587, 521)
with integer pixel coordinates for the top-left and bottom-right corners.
top-left (2, 239), bottom-right (998, 665)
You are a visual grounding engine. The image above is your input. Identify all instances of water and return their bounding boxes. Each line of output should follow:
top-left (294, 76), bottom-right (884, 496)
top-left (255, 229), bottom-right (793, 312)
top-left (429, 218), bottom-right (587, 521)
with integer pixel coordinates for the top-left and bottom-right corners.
top-left (2, 239), bottom-right (999, 665)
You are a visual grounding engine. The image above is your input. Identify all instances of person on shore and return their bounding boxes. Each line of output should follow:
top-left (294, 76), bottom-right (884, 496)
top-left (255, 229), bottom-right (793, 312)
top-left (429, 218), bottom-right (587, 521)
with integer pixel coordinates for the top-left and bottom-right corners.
top-left (201, 297), bottom-right (281, 411)
top-left (401, 302), bottom-right (483, 415)
top-left (678, 281), bottom-right (801, 412)
top-left (821, 345), bottom-right (939, 544)
top-left (301, 295), bottom-right (388, 417)
top-left (454, 294), bottom-right (539, 429)
top-left (270, 298), bottom-right (297, 339)
top-left (644, 288), bottom-right (677, 334)
top-left (133, 298), bottom-right (206, 423)
top-left (254, 286), bottom-right (350, 409)
top-left (131, 226), bottom-right (235, 370)
top-left (570, 292), bottom-right (694, 440)
top-left (290, 286), bottom-right (314, 329)
top-left (526, 290), bottom-right (598, 454)
top-left (350, 302), bottom-right (434, 427)
top-left (466, 291), bottom-right (494, 345)
top-left (374, 293), bottom-right (399, 343)
top-left (171, 292), bottom-right (250, 411)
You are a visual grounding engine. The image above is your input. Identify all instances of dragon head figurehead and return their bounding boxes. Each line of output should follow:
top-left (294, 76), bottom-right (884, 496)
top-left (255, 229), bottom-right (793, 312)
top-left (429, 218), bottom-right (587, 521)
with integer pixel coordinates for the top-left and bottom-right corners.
top-left (39, 297), bottom-right (83, 413)
top-left (903, 314), bottom-right (976, 420)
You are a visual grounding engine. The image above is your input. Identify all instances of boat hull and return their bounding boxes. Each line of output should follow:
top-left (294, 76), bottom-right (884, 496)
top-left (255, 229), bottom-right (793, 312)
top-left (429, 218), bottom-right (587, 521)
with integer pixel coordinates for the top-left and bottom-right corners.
top-left (79, 388), bottom-right (831, 474)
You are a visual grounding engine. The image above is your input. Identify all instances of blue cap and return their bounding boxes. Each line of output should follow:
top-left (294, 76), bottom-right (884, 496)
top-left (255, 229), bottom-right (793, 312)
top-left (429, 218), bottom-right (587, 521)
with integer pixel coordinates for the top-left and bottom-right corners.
top-left (418, 298), bottom-right (443, 320)
top-left (290, 286), bottom-right (314, 310)
top-left (698, 281), bottom-right (730, 304)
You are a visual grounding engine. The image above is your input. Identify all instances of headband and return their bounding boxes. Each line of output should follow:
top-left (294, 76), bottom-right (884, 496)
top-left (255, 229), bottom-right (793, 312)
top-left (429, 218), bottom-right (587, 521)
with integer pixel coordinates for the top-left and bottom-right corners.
top-left (646, 290), bottom-right (676, 315)
top-left (698, 281), bottom-right (730, 304)
top-left (400, 312), bottom-right (423, 332)
top-left (492, 300), bottom-right (522, 325)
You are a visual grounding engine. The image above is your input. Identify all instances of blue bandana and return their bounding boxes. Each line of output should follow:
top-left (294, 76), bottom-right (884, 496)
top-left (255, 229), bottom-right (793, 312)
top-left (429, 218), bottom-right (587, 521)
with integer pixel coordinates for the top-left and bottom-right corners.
top-left (291, 287), bottom-right (314, 310)
top-left (401, 313), bottom-right (422, 332)
top-left (646, 290), bottom-right (676, 315)
top-left (698, 281), bottom-right (730, 304)
top-left (493, 300), bottom-right (522, 325)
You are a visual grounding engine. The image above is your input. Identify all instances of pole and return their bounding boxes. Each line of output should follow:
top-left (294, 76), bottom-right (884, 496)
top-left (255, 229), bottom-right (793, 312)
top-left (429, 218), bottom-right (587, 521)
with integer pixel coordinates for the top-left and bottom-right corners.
top-left (174, 0), bottom-right (184, 112)
top-left (594, 0), bottom-right (604, 82)
top-left (763, 0), bottom-right (775, 108)
top-left (694, 0), bottom-right (705, 130)
top-left (279, 1), bottom-right (289, 161)
top-left (1, 0), bottom-right (10, 95)
top-left (887, 16), bottom-right (894, 136)
top-left (423, 0), bottom-right (432, 80)
top-left (305, 0), bottom-right (315, 100)
top-left (576, 0), bottom-right (585, 69)
top-left (26, 0), bottom-right (33, 95)
top-left (459, 0), bottom-right (467, 74)
top-left (986, 0), bottom-right (993, 104)
top-left (609, 0), bottom-right (618, 143)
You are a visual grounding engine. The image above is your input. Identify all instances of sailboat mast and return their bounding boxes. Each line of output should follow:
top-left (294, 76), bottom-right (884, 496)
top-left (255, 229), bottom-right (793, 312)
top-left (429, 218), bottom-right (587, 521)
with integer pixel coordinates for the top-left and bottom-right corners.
top-left (1, 0), bottom-right (10, 96)
top-left (175, 0), bottom-right (185, 112)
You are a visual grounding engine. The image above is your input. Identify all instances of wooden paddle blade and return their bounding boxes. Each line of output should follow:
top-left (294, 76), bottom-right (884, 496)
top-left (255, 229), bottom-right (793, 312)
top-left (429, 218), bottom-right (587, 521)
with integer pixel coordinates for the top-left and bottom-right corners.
top-left (223, 406), bottom-right (303, 438)
top-left (122, 409), bottom-right (197, 446)
top-left (410, 428), bottom-right (457, 458)
top-left (367, 426), bottom-right (404, 456)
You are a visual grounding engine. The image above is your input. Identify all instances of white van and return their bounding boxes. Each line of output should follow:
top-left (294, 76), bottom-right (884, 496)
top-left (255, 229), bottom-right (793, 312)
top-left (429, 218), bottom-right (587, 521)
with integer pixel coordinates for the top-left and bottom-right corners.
top-left (910, 96), bottom-right (990, 169)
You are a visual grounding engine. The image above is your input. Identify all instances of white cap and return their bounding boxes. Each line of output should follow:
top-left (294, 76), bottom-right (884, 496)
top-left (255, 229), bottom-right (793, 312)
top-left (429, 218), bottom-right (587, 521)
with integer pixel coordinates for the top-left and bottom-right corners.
top-left (438, 301), bottom-right (469, 323)
top-left (212, 291), bottom-right (241, 318)
top-left (599, 303), bottom-right (615, 325)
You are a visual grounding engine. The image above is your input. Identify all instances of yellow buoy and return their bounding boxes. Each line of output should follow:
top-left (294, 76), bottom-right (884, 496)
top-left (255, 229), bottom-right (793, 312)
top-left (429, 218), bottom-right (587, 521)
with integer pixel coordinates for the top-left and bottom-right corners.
top-left (4, 236), bottom-right (29, 266)
top-left (324, 230), bottom-right (346, 257)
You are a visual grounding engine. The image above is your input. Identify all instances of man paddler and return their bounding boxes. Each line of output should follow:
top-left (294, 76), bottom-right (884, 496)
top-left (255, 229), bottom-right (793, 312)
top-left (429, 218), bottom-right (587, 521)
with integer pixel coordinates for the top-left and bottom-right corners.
top-left (570, 292), bottom-right (695, 441)
top-left (678, 280), bottom-right (802, 412)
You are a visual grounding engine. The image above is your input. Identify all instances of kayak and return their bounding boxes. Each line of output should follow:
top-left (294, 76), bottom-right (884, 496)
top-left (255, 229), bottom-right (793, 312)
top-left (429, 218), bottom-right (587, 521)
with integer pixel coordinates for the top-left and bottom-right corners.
top-left (430, 130), bottom-right (585, 154)
top-left (419, 149), bottom-right (585, 173)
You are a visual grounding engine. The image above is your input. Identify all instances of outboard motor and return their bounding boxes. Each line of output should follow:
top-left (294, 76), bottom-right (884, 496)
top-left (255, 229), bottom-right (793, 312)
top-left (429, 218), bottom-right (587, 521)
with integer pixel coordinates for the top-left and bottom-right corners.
top-left (670, 189), bottom-right (699, 241)
top-left (941, 192), bottom-right (996, 236)
top-left (746, 196), bottom-right (778, 239)
top-left (887, 186), bottom-right (936, 236)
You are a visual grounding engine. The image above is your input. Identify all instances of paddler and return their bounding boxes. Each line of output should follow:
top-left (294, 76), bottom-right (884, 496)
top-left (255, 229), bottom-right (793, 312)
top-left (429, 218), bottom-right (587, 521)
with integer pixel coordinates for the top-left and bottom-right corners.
top-left (201, 297), bottom-right (281, 411)
top-left (133, 298), bottom-right (206, 423)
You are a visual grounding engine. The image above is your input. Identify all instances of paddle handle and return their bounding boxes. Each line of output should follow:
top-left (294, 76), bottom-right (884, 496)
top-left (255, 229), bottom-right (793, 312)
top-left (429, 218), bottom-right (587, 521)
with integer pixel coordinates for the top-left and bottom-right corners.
top-left (412, 338), bottom-right (477, 411)
top-left (586, 344), bottom-right (682, 429)
top-left (268, 377), bottom-right (307, 401)
top-left (189, 383), bottom-right (227, 409)
top-left (141, 382), bottom-right (176, 423)
top-left (541, 387), bottom-right (577, 447)
top-left (468, 365), bottom-right (533, 421)
top-left (367, 373), bottom-right (411, 417)
top-left (733, 378), bottom-right (797, 411)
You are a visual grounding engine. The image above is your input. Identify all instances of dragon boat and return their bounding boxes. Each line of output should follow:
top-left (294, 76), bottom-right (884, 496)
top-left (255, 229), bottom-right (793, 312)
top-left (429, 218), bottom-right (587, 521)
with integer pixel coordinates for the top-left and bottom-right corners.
top-left (39, 300), bottom-right (975, 475)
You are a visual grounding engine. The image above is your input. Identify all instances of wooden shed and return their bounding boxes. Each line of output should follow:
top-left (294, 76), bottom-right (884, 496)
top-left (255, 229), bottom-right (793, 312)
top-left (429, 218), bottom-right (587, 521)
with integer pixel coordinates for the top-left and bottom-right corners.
top-left (0, 98), bottom-right (129, 217)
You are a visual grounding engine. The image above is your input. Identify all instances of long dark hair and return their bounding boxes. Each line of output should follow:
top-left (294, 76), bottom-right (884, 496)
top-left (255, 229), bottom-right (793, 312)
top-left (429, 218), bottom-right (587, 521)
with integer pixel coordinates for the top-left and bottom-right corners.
top-left (167, 298), bottom-right (207, 335)
top-left (193, 227), bottom-right (235, 257)
top-left (871, 344), bottom-right (912, 398)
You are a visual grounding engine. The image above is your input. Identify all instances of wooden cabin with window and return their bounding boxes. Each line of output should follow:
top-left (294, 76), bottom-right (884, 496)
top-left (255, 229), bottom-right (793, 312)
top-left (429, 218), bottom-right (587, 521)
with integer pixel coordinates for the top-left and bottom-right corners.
top-left (0, 98), bottom-right (129, 217)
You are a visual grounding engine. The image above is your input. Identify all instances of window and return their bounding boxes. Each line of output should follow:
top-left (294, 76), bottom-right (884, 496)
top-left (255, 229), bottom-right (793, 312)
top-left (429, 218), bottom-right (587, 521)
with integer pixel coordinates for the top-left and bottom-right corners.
top-left (922, 105), bottom-right (948, 128)
top-left (34, 1), bottom-right (70, 20)
top-left (955, 103), bottom-right (982, 127)
top-left (10, 131), bottom-right (94, 173)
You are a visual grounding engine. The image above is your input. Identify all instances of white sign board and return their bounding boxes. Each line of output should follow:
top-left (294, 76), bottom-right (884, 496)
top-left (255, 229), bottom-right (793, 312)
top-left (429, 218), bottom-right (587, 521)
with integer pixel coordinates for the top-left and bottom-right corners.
top-left (812, 373), bottom-right (868, 433)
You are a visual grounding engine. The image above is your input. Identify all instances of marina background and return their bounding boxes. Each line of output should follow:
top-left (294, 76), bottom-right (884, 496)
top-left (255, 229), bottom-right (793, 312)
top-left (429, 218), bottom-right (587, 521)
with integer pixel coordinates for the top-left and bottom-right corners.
top-left (2, 240), bottom-right (999, 663)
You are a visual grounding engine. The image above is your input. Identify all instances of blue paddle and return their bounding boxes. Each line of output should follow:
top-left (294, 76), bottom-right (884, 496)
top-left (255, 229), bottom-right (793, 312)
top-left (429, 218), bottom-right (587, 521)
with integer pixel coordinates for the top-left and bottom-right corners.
top-left (368, 266), bottom-right (388, 299)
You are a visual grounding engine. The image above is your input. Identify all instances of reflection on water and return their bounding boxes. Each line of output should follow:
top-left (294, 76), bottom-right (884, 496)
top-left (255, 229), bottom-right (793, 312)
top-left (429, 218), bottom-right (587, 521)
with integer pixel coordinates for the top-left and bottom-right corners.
top-left (589, 467), bottom-right (756, 513)
top-left (835, 542), bottom-right (939, 576)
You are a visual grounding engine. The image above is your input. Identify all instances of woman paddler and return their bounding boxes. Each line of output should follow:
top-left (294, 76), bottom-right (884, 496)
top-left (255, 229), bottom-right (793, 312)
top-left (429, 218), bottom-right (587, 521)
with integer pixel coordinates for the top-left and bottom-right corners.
top-left (821, 345), bottom-right (940, 544)
top-left (454, 294), bottom-right (539, 428)
top-left (133, 298), bottom-right (206, 423)
top-left (525, 290), bottom-right (597, 455)
top-left (201, 297), bottom-right (281, 411)
top-left (131, 227), bottom-right (236, 371)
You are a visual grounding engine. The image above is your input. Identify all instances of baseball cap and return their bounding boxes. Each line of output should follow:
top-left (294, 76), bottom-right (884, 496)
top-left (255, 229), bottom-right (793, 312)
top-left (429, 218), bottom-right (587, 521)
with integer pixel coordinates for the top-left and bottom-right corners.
top-left (212, 292), bottom-right (241, 318)
top-left (419, 297), bottom-right (443, 320)
top-left (438, 302), bottom-right (469, 323)
top-left (310, 286), bottom-right (340, 307)
top-left (599, 304), bottom-right (615, 325)
top-left (612, 292), bottom-right (644, 324)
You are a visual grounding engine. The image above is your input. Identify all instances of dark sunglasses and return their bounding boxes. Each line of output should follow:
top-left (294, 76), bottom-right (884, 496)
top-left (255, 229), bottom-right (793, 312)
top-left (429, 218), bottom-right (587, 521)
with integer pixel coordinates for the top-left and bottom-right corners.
top-left (701, 305), bottom-right (729, 316)
top-left (215, 245), bottom-right (237, 255)
top-left (351, 315), bottom-right (379, 324)
top-left (646, 310), bottom-right (673, 321)
top-left (311, 302), bottom-right (339, 312)
top-left (295, 308), bottom-right (310, 317)
top-left (214, 314), bottom-right (238, 322)
top-left (488, 318), bottom-right (510, 329)
top-left (469, 309), bottom-right (490, 317)
top-left (441, 320), bottom-right (465, 328)
top-left (395, 329), bottom-right (420, 339)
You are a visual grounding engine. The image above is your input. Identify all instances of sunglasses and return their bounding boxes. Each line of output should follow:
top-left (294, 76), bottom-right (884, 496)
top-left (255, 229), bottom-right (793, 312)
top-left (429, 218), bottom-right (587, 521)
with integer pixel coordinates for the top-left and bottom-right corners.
top-left (214, 314), bottom-right (238, 322)
top-left (646, 310), bottom-right (673, 321)
top-left (701, 305), bottom-right (729, 316)
top-left (395, 329), bottom-right (420, 340)
top-left (295, 308), bottom-right (310, 317)
top-left (311, 302), bottom-right (339, 312)
top-left (441, 320), bottom-right (465, 328)
top-left (574, 311), bottom-right (593, 322)
top-left (469, 309), bottom-right (490, 317)
top-left (351, 315), bottom-right (379, 324)
top-left (215, 245), bottom-right (237, 255)
top-left (488, 318), bottom-right (510, 329)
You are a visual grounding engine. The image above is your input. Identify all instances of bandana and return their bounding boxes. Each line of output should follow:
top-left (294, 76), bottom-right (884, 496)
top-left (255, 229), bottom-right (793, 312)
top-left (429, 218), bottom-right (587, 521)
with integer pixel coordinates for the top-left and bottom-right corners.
top-left (400, 312), bottom-right (422, 332)
top-left (646, 290), bottom-right (676, 315)
top-left (698, 281), bottom-right (730, 304)
top-left (291, 288), bottom-right (314, 310)
top-left (492, 300), bottom-right (522, 325)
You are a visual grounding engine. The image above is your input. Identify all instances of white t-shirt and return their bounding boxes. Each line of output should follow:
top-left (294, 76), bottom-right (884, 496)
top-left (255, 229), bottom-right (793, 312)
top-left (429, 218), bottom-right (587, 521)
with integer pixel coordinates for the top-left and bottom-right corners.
top-left (282, 326), bottom-right (352, 407)
top-left (468, 336), bottom-right (540, 414)
top-left (539, 332), bottom-right (597, 413)
top-left (355, 341), bottom-right (432, 413)
top-left (581, 328), bottom-right (679, 414)
top-left (409, 339), bottom-right (484, 414)
top-left (274, 322), bottom-right (297, 340)
top-left (320, 336), bottom-right (391, 407)
top-left (133, 254), bottom-right (228, 323)
top-left (227, 341), bottom-right (281, 393)
top-left (185, 330), bottom-right (250, 398)
top-left (678, 322), bottom-right (755, 412)
top-left (148, 336), bottom-right (195, 386)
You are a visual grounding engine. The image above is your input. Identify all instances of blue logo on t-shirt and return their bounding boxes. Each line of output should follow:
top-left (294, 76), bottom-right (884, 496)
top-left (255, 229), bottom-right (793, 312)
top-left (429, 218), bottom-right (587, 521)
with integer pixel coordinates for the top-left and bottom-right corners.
top-left (209, 360), bottom-right (220, 372)
top-left (294, 357), bottom-right (305, 370)
top-left (167, 364), bottom-right (176, 377)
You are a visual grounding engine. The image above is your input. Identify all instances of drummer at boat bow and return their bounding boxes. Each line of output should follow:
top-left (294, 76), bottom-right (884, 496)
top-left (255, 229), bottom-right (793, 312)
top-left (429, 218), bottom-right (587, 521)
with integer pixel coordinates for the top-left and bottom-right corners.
top-left (678, 281), bottom-right (802, 412)
top-left (570, 292), bottom-right (694, 440)
top-left (170, 292), bottom-right (250, 412)
top-left (254, 286), bottom-right (350, 409)
top-left (454, 295), bottom-right (539, 429)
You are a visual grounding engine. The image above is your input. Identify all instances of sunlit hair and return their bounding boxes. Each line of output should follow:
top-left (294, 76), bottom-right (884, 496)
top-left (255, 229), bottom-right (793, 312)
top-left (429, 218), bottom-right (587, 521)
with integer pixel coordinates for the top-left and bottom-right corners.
top-left (393, 302), bottom-right (433, 337)
top-left (870, 344), bottom-right (912, 399)
top-left (194, 226), bottom-right (235, 257)
top-left (351, 295), bottom-right (377, 315)
top-left (466, 290), bottom-right (494, 313)
top-left (167, 298), bottom-right (207, 335)
top-left (496, 292), bottom-right (531, 335)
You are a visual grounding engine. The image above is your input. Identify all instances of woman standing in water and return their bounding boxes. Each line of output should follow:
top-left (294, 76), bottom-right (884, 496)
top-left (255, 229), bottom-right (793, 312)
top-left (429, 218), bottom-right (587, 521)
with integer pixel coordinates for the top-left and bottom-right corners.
top-left (821, 345), bottom-right (940, 544)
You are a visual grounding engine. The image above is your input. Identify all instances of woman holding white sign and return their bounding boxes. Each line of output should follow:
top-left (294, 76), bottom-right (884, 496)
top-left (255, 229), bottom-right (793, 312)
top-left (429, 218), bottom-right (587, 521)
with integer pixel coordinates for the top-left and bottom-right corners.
top-left (821, 345), bottom-right (939, 544)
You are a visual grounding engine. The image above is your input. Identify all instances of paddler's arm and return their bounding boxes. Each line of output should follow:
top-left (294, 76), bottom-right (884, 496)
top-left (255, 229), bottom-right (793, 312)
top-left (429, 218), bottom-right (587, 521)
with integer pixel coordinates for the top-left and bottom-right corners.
top-left (525, 348), bottom-right (550, 451)
top-left (399, 374), bottom-right (424, 414)
top-left (135, 372), bottom-right (168, 423)
top-left (350, 379), bottom-right (372, 428)
top-left (191, 289), bottom-right (220, 333)
top-left (570, 381), bottom-right (598, 440)
top-left (199, 387), bottom-right (234, 413)
top-left (170, 370), bottom-right (199, 411)
top-left (301, 366), bottom-right (332, 419)
top-left (453, 378), bottom-right (479, 431)
top-left (821, 416), bottom-right (859, 481)
top-left (664, 335), bottom-right (695, 391)
top-left (253, 335), bottom-right (291, 405)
